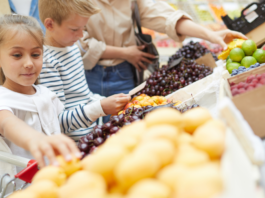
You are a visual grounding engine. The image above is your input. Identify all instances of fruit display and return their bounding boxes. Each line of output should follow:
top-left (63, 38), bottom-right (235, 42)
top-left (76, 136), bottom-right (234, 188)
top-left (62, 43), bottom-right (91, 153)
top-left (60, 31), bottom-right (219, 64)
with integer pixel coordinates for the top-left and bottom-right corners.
top-left (218, 39), bottom-right (245, 60)
top-left (78, 95), bottom-right (200, 157)
top-left (123, 94), bottom-right (172, 111)
top-left (134, 60), bottom-right (213, 97)
top-left (169, 41), bottom-right (217, 62)
top-left (230, 72), bottom-right (265, 96)
top-left (231, 63), bottom-right (262, 76)
top-left (11, 107), bottom-right (226, 198)
top-left (219, 39), bottom-right (265, 74)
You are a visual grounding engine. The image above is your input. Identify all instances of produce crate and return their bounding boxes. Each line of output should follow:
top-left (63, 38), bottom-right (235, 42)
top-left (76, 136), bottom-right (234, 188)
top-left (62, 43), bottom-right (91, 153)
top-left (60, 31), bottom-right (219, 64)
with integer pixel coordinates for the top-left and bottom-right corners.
top-left (222, 64), bottom-right (265, 138)
top-left (166, 61), bottom-right (224, 115)
top-left (222, 2), bottom-right (265, 46)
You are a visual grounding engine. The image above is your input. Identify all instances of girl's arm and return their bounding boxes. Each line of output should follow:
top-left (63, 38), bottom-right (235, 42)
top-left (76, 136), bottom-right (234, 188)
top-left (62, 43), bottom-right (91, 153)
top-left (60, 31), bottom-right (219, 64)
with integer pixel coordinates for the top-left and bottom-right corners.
top-left (175, 18), bottom-right (247, 50)
top-left (0, 110), bottom-right (80, 168)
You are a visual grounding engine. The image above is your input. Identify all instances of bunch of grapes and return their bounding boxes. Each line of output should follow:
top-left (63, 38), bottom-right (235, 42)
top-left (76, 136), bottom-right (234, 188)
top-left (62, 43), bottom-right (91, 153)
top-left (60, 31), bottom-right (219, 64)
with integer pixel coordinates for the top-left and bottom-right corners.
top-left (78, 105), bottom-right (154, 157)
top-left (168, 41), bottom-right (212, 62)
top-left (78, 103), bottom-right (200, 157)
top-left (133, 59), bottom-right (213, 97)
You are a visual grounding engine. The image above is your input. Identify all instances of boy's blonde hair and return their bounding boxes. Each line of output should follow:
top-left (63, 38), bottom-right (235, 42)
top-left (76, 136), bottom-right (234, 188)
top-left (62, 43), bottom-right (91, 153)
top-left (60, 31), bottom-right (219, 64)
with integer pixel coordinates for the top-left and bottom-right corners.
top-left (39, 0), bottom-right (100, 25)
top-left (0, 15), bottom-right (43, 85)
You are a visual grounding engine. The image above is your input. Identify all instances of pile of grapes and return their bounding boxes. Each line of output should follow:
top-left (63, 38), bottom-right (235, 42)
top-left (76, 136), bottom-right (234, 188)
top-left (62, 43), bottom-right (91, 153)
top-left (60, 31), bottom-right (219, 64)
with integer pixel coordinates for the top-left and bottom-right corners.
top-left (133, 59), bottom-right (213, 97)
top-left (78, 103), bottom-right (200, 157)
top-left (168, 41), bottom-right (218, 63)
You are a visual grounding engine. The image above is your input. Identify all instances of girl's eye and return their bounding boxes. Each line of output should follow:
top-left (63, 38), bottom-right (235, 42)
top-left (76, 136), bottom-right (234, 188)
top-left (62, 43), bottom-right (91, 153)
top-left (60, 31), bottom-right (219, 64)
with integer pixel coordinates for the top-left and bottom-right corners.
top-left (72, 29), bottom-right (78, 32)
top-left (32, 54), bottom-right (40, 57)
top-left (12, 54), bottom-right (21, 58)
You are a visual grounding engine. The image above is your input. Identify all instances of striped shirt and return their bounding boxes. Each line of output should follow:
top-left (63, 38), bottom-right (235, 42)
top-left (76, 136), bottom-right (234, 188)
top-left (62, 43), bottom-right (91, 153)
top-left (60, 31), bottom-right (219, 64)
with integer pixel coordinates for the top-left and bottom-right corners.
top-left (39, 44), bottom-right (105, 141)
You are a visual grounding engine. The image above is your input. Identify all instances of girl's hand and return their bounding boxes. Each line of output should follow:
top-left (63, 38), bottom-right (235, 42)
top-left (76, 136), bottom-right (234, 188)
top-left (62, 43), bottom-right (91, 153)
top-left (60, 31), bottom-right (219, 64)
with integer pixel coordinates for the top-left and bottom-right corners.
top-left (28, 134), bottom-right (81, 168)
top-left (101, 94), bottom-right (131, 115)
top-left (207, 29), bottom-right (248, 50)
top-left (124, 45), bottom-right (156, 71)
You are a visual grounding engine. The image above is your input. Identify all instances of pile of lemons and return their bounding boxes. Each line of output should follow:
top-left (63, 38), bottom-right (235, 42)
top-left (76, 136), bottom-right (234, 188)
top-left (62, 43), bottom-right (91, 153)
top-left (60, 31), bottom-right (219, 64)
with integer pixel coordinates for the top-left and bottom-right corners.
top-left (10, 107), bottom-right (226, 198)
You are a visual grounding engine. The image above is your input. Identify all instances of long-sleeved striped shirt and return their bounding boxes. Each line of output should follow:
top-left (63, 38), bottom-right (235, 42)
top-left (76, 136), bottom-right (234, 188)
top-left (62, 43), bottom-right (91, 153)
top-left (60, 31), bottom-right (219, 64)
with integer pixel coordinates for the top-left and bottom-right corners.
top-left (39, 44), bottom-right (106, 141)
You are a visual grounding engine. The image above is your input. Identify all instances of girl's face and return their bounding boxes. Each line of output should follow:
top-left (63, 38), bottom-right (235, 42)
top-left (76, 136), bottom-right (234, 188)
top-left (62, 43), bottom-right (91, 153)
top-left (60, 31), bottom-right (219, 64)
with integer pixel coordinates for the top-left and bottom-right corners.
top-left (0, 30), bottom-right (43, 94)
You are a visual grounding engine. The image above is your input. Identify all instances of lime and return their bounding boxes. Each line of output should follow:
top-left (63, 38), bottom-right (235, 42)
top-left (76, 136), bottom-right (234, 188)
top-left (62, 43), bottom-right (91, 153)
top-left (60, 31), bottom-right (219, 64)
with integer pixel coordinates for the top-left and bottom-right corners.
top-left (226, 55), bottom-right (230, 61)
top-left (253, 49), bottom-right (265, 63)
top-left (229, 48), bottom-right (245, 62)
top-left (241, 56), bottom-right (257, 68)
top-left (226, 58), bottom-right (232, 65)
top-left (226, 62), bottom-right (241, 74)
top-left (241, 40), bottom-right (257, 56)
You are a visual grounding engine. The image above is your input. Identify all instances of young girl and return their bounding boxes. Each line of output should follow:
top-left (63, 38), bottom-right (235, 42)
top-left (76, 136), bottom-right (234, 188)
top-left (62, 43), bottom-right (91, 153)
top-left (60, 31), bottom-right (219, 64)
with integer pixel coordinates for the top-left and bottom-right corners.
top-left (0, 14), bottom-right (81, 174)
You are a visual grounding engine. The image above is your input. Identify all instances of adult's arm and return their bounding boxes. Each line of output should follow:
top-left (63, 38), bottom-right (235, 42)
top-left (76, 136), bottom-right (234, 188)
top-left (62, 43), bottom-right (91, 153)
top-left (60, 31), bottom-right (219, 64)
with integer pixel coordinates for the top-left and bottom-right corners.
top-left (77, 31), bottom-right (155, 71)
top-left (138, 0), bottom-right (247, 49)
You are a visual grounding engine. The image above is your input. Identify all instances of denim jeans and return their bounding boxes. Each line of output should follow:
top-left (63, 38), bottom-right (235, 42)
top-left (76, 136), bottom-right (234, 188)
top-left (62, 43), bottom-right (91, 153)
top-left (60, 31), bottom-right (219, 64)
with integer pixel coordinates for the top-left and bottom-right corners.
top-left (9, 0), bottom-right (46, 34)
top-left (85, 61), bottom-right (135, 123)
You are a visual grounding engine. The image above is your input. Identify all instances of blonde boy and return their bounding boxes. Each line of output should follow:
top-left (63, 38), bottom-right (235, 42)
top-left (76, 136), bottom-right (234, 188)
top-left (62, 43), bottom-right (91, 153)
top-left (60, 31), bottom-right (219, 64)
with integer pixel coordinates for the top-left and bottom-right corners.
top-left (38, 0), bottom-right (130, 141)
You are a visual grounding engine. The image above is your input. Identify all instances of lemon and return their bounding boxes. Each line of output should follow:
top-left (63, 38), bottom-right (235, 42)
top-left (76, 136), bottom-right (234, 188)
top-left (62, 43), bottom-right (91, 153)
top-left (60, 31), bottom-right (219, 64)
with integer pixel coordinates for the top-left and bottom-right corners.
top-left (241, 40), bottom-right (257, 56)
top-left (253, 49), bottom-right (265, 63)
top-left (56, 155), bottom-right (81, 177)
top-left (241, 56), bottom-right (257, 68)
top-left (226, 62), bottom-right (240, 74)
top-left (229, 48), bottom-right (245, 62)
top-left (32, 166), bottom-right (67, 186)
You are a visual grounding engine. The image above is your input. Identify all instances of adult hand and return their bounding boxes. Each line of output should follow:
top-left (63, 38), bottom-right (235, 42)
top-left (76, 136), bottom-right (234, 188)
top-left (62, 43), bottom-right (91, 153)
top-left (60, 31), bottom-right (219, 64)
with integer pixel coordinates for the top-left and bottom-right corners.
top-left (28, 134), bottom-right (81, 168)
top-left (207, 29), bottom-right (248, 50)
top-left (124, 45), bottom-right (156, 71)
top-left (101, 93), bottom-right (131, 115)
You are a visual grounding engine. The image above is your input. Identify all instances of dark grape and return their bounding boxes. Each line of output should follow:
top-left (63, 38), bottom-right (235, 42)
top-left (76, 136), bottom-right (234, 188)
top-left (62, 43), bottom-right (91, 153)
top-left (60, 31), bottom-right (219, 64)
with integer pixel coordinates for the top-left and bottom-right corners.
top-left (78, 143), bottom-right (90, 153)
top-left (110, 115), bottom-right (120, 126)
top-left (86, 133), bottom-right (94, 141)
top-left (160, 80), bottom-right (166, 86)
top-left (93, 128), bottom-right (103, 138)
top-left (125, 107), bottom-right (133, 115)
top-left (110, 126), bottom-right (119, 134)
top-left (94, 137), bottom-right (104, 146)
top-left (102, 121), bottom-right (112, 131)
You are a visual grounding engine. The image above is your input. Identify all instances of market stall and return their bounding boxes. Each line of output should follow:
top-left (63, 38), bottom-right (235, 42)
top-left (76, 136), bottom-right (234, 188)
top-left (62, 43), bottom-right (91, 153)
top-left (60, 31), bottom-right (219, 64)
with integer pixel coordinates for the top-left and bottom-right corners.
top-left (1, 1), bottom-right (265, 198)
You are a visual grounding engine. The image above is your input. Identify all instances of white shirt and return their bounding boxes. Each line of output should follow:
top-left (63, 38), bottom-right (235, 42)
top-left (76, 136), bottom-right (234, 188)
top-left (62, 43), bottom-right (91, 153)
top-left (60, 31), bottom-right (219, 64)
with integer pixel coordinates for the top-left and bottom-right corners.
top-left (0, 85), bottom-right (64, 160)
top-left (11, 0), bottom-right (32, 16)
top-left (78, 0), bottom-right (192, 69)
top-left (0, 85), bottom-right (64, 181)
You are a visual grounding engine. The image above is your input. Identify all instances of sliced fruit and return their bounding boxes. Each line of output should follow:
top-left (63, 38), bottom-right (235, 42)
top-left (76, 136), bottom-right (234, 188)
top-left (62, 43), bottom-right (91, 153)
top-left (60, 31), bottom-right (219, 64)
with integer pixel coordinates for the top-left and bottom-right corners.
top-left (217, 49), bottom-right (230, 60)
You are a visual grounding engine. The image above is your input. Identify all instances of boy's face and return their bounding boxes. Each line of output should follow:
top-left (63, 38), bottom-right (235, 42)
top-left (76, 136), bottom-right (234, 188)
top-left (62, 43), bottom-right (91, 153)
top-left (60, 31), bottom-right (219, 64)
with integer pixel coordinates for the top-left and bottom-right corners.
top-left (47, 14), bottom-right (89, 47)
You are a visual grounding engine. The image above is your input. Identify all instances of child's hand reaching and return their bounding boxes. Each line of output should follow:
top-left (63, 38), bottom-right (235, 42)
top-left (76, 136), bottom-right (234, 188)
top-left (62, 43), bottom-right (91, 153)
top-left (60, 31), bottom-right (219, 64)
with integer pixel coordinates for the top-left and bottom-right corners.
top-left (0, 110), bottom-right (81, 168)
top-left (101, 93), bottom-right (131, 115)
top-left (28, 134), bottom-right (81, 168)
